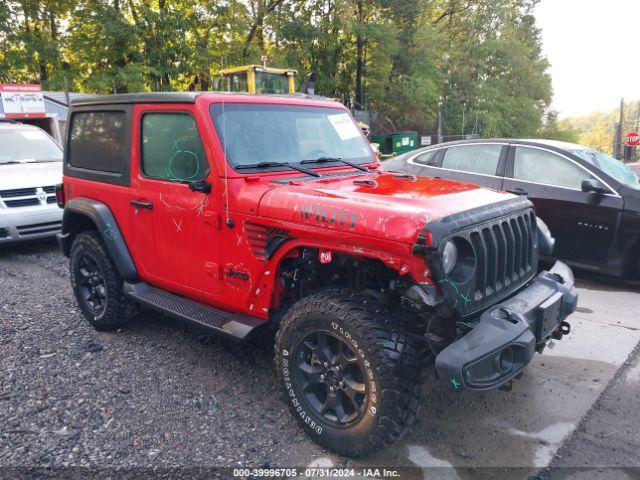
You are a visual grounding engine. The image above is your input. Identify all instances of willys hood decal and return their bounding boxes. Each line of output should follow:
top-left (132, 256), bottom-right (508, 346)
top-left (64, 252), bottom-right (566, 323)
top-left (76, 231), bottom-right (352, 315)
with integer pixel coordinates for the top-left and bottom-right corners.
top-left (258, 172), bottom-right (515, 244)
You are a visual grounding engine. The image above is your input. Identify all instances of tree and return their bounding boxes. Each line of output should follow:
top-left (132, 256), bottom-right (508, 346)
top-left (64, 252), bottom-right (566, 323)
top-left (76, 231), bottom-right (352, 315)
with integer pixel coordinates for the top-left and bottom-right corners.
top-left (0, 0), bottom-right (555, 139)
top-left (539, 111), bottom-right (579, 143)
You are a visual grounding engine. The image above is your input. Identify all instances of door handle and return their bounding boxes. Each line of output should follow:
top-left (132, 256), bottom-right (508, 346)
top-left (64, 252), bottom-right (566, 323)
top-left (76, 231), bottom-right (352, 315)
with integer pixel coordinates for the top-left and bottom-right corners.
top-left (189, 181), bottom-right (212, 194)
top-left (130, 200), bottom-right (153, 210)
top-left (507, 188), bottom-right (529, 196)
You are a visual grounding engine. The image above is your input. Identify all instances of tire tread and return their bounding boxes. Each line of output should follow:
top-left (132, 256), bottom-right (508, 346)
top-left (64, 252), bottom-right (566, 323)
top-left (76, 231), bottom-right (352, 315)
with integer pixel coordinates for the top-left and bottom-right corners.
top-left (274, 289), bottom-right (422, 457)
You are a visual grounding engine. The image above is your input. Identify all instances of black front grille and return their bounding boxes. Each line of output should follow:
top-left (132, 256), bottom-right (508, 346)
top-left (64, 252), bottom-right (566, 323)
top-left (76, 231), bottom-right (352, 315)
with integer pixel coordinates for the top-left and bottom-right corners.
top-left (4, 198), bottom-right (40, 208)
top-left (16, 221), bottom-right (62, 236)
top-left (470, 211), bottom-right (536, 301)
top-left (0, 187), bottom-right (36, 197)
top-left (0, 186), bottom-right (56, 207)
top-left (437, 208), bottom-right (538, 317)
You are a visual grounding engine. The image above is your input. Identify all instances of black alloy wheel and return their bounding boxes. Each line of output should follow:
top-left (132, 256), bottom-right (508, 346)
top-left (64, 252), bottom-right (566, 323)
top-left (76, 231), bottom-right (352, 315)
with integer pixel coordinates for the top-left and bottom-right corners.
top-left (70, 230), bottom-right (139, 330)
top-left (76, 254), bottom-right (107, 315)
top-left (295, 331), bottom-right (368, 426)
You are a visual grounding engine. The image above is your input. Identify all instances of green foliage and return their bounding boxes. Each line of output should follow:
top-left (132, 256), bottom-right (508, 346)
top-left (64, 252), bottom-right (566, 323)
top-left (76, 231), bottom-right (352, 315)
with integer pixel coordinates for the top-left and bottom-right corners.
top-left (0, 0), bottom-right (553, 137)
top-left (562, 100), bottom-right (640, 153)
top-left (538, 111), bottom-right (579, 143)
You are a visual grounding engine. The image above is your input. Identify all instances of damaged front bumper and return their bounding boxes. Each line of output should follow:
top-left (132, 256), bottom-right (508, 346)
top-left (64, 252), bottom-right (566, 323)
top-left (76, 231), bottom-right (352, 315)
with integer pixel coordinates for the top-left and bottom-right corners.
top-left (435, 261), bottom-right (578, 392)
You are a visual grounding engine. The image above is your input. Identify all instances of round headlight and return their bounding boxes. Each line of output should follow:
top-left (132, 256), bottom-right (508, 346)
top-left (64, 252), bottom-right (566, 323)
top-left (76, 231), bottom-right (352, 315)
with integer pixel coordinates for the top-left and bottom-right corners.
top-left (442, 240), bottom-right (458, 275)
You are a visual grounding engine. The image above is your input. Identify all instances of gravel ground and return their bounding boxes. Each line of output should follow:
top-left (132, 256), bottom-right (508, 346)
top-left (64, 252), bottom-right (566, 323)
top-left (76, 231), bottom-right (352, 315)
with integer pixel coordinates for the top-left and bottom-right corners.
top-left (2, 240), bottom-right (640, 480)
top-left (0, 241), bottom-right (322, 469)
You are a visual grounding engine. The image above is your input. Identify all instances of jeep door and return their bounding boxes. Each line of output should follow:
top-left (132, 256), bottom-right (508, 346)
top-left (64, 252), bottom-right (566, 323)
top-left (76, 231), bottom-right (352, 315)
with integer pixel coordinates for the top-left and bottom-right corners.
top-left (408, 143), bottom-right (507, 191)
top-left (503, 144), bottom-right (623, 267)
top-left (129, 105), bottom-right (221, 296)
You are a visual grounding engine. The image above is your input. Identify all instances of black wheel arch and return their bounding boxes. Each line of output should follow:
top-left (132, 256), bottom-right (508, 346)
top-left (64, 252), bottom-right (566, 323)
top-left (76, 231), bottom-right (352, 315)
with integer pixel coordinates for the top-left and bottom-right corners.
top-left (58, 198), bottom-right (138, 280)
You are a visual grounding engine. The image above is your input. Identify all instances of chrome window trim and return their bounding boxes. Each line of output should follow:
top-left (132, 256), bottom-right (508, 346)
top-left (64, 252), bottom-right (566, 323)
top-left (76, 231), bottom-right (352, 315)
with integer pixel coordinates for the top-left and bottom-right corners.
top-left (406, 142), bottom-right (508, 178)
top-left (501, 177), bottom-right (620, 197)
top-left (509, 144), bottom-right (621, 198)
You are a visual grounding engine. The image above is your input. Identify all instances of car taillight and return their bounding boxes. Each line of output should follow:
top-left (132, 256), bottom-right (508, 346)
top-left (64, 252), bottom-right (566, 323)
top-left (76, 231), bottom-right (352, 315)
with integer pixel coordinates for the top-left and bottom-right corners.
top-left (55, 183), bottom-right (65, 208)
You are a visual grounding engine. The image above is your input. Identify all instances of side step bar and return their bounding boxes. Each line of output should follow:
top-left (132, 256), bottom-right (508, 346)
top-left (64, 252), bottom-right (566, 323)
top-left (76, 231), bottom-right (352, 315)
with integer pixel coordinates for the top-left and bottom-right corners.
top-left (123, 282), bottom-right (267, 341)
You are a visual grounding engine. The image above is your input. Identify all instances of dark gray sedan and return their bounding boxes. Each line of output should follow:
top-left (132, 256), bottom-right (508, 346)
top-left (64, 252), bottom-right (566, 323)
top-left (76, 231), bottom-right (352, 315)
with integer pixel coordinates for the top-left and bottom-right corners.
top-left (383, 139), bottom-right (640, 277)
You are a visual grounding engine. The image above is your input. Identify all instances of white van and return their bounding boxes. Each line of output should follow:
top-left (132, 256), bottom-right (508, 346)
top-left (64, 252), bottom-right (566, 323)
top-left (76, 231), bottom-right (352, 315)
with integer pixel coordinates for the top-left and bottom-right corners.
top-left (0, 121), bottom-right (63, 243)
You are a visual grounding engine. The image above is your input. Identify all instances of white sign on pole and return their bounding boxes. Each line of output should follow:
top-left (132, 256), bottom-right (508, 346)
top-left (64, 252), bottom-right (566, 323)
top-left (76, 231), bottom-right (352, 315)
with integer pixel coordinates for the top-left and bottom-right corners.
top-left (0, 84), bottom-right (46, 117)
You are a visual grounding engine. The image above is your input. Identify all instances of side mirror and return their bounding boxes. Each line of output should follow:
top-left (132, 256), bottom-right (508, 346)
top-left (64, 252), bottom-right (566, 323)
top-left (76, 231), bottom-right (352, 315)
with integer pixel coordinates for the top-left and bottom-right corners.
top-left (189, 181), bottom-right (212, 194)
top-left (581, 179), bottom-right (608, 194)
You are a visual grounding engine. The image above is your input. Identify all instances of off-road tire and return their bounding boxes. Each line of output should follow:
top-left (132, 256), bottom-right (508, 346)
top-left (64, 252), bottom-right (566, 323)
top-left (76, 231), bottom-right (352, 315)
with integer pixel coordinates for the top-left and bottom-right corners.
top-left (274, 289), bottom-right (422, 457)
top-left (70, 230), bottom-right (138, 330)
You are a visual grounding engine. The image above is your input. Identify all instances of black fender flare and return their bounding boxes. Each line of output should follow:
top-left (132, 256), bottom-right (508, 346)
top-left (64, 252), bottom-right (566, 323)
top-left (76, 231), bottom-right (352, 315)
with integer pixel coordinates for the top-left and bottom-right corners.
top-left (58, 198), bottom-right (138, 280)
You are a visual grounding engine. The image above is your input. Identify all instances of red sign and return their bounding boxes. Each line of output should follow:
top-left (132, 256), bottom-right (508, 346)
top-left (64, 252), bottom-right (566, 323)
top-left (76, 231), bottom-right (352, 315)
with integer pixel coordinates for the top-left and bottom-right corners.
top-left (624, 132), bottom-right (640, 147)
top-left (0, 83), bottom-right (42, 93)
top-left (0, 83), bottom-right (46, 118)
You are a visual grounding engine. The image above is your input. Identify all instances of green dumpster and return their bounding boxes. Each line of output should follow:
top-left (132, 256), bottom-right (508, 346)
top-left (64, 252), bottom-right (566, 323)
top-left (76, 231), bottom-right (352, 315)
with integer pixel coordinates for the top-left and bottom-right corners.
top-left (369, 131), bottom-right (418, 156)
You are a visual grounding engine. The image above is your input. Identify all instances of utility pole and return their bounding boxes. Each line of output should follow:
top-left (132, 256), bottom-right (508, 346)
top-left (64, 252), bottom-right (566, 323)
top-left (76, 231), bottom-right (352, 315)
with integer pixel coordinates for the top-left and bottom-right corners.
top-left (461, 104), bottom-right (465, 137)
top-left (613, 98), bottom-right (624, 159)
top-left (63, 76), bottom-right (70, 106)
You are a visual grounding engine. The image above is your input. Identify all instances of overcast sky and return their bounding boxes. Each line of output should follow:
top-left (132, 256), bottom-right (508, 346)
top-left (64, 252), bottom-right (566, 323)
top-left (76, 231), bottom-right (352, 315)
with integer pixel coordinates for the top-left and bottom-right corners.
top-left (535, 0), bottom-right (639, 118)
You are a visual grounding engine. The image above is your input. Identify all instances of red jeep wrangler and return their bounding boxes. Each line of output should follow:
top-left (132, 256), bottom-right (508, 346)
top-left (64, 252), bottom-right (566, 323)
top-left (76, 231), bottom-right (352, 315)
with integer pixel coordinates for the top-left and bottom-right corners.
top-left (56, 93), bottom-right (577, 456)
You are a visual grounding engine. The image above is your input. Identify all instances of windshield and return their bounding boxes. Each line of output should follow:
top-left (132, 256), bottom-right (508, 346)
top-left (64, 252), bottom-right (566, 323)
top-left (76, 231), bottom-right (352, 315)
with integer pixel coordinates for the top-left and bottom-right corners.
top-left (571, 148), bottom-right (640, 190)
top-left (0, 128), bottom-right (62, 164)
top-left (210, 104), bottom-right (374, 170)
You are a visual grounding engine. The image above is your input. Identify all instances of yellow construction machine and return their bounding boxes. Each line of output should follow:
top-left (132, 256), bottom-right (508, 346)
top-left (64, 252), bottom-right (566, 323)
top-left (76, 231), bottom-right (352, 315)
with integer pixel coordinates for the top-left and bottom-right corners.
top-left (219, 65), bottom-right (297, 95)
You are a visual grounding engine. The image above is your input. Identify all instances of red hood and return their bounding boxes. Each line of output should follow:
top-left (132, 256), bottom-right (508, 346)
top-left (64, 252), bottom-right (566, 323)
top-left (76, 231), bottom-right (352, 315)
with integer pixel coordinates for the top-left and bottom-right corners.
top-left (258, 172), bottom-right (515, 244)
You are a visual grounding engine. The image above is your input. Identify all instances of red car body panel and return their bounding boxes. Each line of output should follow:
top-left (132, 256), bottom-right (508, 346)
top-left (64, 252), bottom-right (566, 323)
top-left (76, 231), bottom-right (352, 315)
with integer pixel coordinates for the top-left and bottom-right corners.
top-left (64, 94), bottom-right (517, 323)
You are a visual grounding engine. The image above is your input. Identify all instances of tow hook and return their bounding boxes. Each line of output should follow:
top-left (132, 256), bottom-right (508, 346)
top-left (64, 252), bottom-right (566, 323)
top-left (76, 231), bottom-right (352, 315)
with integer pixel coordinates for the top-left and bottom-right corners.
top-left (499, 371), bottom-right (524, 392)
top-left (551, 321), bottom-right (571, 341)
top-left (499, 380), bottom-right (513, 392)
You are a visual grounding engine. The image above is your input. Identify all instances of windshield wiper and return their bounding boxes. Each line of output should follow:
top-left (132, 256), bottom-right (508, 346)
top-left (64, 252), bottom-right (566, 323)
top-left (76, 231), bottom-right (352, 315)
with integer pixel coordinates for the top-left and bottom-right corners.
top-left (236, 161), bottom-right (321, 177)
top-left (301, 157), bottom-right (368, 172)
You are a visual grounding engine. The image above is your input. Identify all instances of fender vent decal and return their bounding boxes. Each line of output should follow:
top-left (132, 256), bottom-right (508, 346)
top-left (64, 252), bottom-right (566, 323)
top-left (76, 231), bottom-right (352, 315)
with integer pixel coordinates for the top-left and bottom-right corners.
top-left (243, 221), bottom-right (290, 261)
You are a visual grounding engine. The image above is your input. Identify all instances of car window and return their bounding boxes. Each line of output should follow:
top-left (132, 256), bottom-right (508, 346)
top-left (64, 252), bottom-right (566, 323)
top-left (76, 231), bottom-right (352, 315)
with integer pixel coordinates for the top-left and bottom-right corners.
top-left (412, 150), bottom-right (439, 167)
top-left (229, 73), bottom-right (248, 92)
top-left (256, 72), bottom-right (289, 94)
top-left (68, 111), bottom-right (126, 173)
top-left (441, 144), bottom-right (502, 175)
top-left (513, 147), bottom-right (591, 189)
top-left (141, 113), bottom-right (208, 182)
top-left (571, 149), bottom-right (640, 190)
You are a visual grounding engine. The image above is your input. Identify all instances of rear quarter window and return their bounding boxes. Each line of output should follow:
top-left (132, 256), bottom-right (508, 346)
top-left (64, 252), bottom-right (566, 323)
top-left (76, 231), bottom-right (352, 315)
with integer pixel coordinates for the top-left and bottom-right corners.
top-left (412, 150), bottom-right (439, 166)
top-left (68, 111), bottom-right (127, 173)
